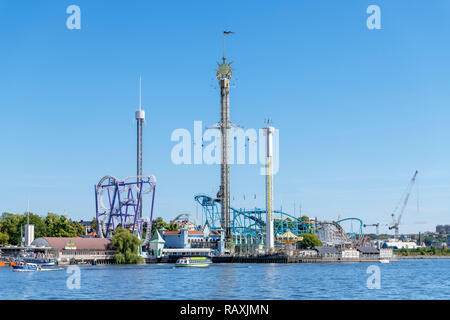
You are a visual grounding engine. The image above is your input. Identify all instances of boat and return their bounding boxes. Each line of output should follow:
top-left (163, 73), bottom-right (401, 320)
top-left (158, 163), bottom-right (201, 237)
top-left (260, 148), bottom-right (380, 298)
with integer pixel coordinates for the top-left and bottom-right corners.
top-left (175, 256), bottom-right (212, 267)
top-left (12, 262), bottom-right (42, 272)
top-left (379, 259), bottom-right (390, 264)
top-left (23, 258), bottom-right (56, 266)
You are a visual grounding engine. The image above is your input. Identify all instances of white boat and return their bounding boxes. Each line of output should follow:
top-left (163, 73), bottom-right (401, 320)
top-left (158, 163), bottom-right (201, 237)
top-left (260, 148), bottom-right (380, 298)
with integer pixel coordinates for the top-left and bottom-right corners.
top-left (175, 257), bottom-right (212, 267)
top-left (23, 258), bottom-right (56, 266)
top-left (379, 259), bottom-right (390, 264)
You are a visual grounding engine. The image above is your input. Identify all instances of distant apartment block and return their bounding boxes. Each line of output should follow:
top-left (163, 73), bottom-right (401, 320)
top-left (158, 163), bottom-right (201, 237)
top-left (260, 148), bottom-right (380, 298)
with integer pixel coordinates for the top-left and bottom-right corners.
top-left (436, 225), bottom-right (450, 233)
top-left (430, 241), bottom-right (447, 249)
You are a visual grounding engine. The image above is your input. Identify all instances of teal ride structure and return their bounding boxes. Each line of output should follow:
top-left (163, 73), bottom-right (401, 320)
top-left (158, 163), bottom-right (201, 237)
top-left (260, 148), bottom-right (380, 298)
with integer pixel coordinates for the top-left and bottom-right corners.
top-left (194, 194), bottom-right (315, 246)
top-left (336, 217), bottom-right (364, 240)
top-left (194, 194), bottom-right (368, 248)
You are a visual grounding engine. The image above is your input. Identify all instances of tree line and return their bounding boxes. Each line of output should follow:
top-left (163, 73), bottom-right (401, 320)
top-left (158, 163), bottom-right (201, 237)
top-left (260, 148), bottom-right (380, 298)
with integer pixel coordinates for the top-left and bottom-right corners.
top-left (394, 247), bottom-right (450, 256)
top-left (0, 212), bottom-right (177, 246)
top-left (150, 217), bottom-right (178, 237)
top-left (0, 212), bottom-right (92, 246)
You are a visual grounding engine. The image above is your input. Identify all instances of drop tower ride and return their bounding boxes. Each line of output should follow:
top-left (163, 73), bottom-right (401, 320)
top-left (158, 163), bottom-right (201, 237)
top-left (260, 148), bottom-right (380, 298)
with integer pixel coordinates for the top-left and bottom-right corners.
top-left (216, 32), bottom-right (234, 241)
top-left (135, 76), bottom-right (145, 218)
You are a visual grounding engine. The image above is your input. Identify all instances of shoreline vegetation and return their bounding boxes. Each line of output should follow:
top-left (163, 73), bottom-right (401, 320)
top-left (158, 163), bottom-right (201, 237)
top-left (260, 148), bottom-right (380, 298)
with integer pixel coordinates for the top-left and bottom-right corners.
top-left (111, 227), bottom-right (144, 264)
top-left (0, 212), bottom-right (88, 245)
top-left (2, 212), bottom-right (449, 264)
top-left (397, 255), bottom-right (450, 259)
top-left (394, 248), bottom-right (450, 257)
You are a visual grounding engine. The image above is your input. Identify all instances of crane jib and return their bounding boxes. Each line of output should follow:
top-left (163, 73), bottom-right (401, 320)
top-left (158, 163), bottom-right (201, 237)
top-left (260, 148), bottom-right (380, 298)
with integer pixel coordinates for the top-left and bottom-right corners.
top-left (390, 170), bottom-right (419, 236)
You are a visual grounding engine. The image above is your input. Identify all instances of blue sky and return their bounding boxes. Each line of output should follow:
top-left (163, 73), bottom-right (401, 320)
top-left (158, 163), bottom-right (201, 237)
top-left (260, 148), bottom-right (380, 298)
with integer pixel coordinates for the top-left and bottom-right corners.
top-left (1, 0), bottom-right (449, 234)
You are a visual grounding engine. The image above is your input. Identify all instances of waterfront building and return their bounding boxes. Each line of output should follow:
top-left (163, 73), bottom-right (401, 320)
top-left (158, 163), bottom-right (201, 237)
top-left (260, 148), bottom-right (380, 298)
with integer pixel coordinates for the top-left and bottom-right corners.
top-left (341, 248), bottom-right (360, 260)
top-left (163, 229), bottom-right (204, 248)
top-left (430, 241), bottom-right (447, 249)
top-left (172, 219), bottom-right (197, 231)
top-left (379, 249), bottom-right (393, 259)
top-left (297, 250), bottom-right (318, 258)
top-left (162, 248), bottom-right (212, 257)
top-left (24, 224), bottom-right (34, 247)
top-left (232, 233), bottom-right (265, 256)
top-left (162, 228), bottom-right (224, 255)
top-left (381, 239), bottom-right (418, 249)
top-left (30, 237), bottom-right (115, 264)
top-left (149, 230), bottom-right (165, 258)
top-left (356, 246), bottom-right (380, 259)
top-left (78, 220), bottom-right (96, 236)
top-left (313, 246), bottom-right (340, 260)
top-left (0, 245), bottom-right (47, 258)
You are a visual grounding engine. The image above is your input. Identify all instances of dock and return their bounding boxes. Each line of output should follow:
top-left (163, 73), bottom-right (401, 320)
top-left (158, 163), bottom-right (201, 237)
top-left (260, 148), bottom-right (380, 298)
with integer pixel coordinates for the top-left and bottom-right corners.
top-left (145, 254), bottom-right (397, 264)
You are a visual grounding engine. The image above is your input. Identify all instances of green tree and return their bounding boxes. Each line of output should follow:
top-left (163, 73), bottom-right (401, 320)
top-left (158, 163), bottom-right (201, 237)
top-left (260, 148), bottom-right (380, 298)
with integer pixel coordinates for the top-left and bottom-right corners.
top-left (1, 212), bottom-right (47, 245)
top-left (151, 217), bottom-right (169, 237)
top-left (166, 222), bottom-right (178, 231)
top-left (366, 233), bottom-right (377, 240)
top-left (297, 233), bottom-right (322, 249)
top-left (111, 227), bottom-right (144, 264)
top-left (1, 212), bottom-right (97, 244)
top-left (431, 246), bottom-right (437, 255)
top-left (44, 213), bottom-right (78, 237)
top-left (0, 232), bottom-right (8, 246)
top-left (44, 213), bottom-right (59, 236)
top-left (0, 221), bottom-right (9, 245)
top-left (376, 234), bottom-right (391, 240)
top-left (424, 236), bottom-right (434, 247)
top-left (20, 212), bottom-right (47, 239)
top-left (1, 212), bottom-right (24, 245)
top-left (71, 221), bottom-right (85, 236)
top-left (90, 218), bottom-right (98, 233)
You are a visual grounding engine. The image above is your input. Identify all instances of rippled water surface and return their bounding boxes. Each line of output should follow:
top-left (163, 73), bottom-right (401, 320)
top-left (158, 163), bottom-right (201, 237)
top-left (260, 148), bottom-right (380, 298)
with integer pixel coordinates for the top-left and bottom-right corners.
top-left (0, 260), bottom-right (449, 299)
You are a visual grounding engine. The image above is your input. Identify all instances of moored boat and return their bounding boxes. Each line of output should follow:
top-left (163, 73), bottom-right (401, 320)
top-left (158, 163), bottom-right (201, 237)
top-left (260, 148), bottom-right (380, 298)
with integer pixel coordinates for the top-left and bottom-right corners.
top-left (23, 258), bottom-right (56, 266)
top-left (175, 256), bottom-right (212, 267)
top-left (12, 262), bottom-right (41, 272)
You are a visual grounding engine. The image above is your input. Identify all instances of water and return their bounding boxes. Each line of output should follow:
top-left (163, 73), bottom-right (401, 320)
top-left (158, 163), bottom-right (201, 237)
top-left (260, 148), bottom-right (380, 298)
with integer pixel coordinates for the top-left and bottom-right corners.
top-left (0, 259), bottom-right (449, 299)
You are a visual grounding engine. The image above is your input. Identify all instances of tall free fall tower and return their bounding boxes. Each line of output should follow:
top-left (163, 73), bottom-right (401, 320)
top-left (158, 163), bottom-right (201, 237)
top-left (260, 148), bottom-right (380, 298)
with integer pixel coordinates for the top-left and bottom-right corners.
top-left (216, 34), bottom-right (234, 241)
top-left (264, 125), bottom-right (275, 251)
top-left (135, 76), bottom-right (145, 218)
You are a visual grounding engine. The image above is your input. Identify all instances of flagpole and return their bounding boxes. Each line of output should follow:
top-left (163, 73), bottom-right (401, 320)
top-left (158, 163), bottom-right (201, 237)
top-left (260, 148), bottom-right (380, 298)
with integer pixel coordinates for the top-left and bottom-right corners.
top-left (223, 32), bottom-right (225, 61)
top-left (222, 31), bottom-right (235, 62)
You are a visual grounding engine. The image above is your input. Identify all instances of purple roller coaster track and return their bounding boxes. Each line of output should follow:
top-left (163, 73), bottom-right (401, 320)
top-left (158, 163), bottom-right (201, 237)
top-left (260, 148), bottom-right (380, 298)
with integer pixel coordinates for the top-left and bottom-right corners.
top-left (95, 175), bottom-right (156, 240)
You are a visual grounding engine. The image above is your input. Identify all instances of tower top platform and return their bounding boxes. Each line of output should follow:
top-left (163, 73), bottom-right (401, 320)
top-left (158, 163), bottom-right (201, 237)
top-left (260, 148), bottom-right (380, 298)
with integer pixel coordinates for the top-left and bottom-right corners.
top-left (135, 110), bottom-right (145, 120)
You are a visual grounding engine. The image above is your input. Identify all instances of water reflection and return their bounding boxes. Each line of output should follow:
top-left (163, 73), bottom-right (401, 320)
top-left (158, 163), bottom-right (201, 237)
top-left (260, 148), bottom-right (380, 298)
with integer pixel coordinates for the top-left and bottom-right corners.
top-left (0, 260), bottom-right (448, 300)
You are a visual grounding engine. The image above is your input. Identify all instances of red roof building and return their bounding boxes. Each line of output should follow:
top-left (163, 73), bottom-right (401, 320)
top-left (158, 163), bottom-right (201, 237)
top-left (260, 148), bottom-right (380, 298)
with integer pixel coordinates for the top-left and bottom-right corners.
top-left (30, 237), bottom-right (115, 264)
top-left (32, 237), bottom-right (111, 250)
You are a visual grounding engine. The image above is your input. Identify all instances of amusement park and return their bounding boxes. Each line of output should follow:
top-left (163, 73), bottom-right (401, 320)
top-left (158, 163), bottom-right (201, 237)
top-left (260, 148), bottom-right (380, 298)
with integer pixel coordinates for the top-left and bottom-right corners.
top-left (87, 33), bottom-right (419, 263)
top-left (4, 2), bottom-right (450, 306)
top-left (0, 28), bottom-right (426, 268)
top-left (0, 34), bottom-right (418, 267)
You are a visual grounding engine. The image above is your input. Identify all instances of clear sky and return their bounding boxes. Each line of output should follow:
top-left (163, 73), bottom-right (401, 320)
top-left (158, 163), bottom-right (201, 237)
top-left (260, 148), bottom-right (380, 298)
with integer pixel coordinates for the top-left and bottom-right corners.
top-left (1, 0), bottom-right (449, 235)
